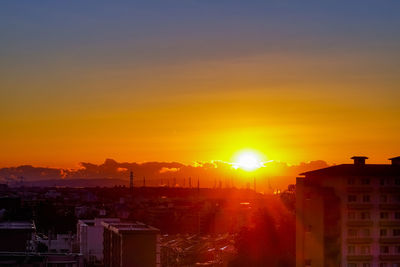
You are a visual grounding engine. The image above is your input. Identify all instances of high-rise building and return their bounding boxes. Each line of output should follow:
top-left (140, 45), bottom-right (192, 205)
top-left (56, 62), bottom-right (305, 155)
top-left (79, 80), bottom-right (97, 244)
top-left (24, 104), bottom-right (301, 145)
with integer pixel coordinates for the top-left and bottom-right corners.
top-left (102, 221), bottom-right (160, 267)
top-left (296, 156), bottom-right (400, 267)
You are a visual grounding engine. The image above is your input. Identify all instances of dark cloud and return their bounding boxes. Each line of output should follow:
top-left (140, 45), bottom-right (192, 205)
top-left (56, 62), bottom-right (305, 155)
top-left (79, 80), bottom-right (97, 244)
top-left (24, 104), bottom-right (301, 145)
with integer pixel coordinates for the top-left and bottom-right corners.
top-left (0, 159), bottom-right (329, 192)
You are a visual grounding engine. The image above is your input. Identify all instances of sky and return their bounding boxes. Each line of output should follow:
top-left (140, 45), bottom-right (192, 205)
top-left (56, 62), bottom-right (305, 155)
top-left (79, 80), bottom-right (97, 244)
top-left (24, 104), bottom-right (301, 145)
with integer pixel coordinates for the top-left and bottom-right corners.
top-left (1, 1), bottom-right (399, 168)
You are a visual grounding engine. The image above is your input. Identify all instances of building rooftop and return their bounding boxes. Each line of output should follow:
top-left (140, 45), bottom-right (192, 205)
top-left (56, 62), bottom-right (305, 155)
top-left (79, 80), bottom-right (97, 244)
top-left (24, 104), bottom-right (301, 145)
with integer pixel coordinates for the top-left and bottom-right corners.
top-left (300, 164), bottom-right (400, 177)
top-left (78, 218), bottom-right (120, 227)
top-left (0, 221), bottom-right (35, 230)
top-left (102, 221), bottom-right (159, 234)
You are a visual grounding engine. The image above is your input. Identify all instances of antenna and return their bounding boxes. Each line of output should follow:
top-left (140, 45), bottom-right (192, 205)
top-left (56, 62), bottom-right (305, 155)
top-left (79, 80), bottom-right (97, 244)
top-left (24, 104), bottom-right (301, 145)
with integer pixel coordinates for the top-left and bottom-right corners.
top-left (130, 171), bottom-right (134, 189)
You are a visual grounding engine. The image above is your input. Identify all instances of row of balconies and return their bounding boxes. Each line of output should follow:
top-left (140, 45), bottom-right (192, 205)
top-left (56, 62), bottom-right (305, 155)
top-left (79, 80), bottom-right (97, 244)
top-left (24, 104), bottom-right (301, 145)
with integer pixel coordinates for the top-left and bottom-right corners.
top-left (347, 220), bottom-right (400, 224)
top-left (347, 255), bottom-right (400, 261)
top-left (346, 203), bottom-right (400, 211)
top-left (347, 238), bottom-right (400, 244)
top-left (347, 187), bottom-right (400, 194)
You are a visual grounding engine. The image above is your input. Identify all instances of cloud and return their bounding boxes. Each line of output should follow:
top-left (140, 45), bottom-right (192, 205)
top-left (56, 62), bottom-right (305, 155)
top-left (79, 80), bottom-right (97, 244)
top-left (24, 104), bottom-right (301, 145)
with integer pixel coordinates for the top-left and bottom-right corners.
top-left (159, 167), bottom-right (180, 174)
top-left (0, 159), bottom-right (329, 191)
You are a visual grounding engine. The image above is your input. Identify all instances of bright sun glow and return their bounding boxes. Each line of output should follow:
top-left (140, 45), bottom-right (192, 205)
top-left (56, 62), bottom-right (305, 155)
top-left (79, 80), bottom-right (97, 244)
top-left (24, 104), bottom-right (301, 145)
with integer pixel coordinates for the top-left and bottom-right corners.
top-left (234, 151), bottom-right (263, 171)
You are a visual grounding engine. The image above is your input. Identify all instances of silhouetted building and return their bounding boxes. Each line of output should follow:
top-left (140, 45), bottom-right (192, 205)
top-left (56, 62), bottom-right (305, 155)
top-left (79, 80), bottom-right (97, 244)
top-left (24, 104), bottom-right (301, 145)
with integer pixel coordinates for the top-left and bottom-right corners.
top-left (0, 252), bottom-right (83, 266)
top-left (0, 221), bottom-right (35, 252)
top-left (296, 156), bottom-right (400, 267)
top-left (102, 221), bottom-right (160, 267)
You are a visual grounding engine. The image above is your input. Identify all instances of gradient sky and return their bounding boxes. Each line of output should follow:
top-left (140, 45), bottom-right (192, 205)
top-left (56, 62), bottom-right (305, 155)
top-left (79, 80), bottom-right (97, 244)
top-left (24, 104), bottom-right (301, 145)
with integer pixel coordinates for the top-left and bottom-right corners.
top-left (1, 1), bottom-right (399, 168)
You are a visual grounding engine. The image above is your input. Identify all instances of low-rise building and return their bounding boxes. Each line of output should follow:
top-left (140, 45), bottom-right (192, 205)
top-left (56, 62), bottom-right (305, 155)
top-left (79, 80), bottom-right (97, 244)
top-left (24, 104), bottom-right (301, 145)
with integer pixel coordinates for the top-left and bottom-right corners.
top-left (0, 221), bottom-right (36, 252)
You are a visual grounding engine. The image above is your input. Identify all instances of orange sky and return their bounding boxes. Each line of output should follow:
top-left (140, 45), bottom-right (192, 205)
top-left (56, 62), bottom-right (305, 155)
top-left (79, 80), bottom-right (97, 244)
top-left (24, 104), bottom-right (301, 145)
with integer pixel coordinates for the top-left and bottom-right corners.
top-left (1, 2), bottom-right (399, 168)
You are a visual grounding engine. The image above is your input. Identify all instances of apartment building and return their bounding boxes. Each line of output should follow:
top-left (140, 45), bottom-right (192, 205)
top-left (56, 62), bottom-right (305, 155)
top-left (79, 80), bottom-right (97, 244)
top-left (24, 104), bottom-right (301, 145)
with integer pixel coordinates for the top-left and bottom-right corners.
top-left (77, 218), bottom-right (120, 264)
top-left (296, 156), bottom-right (400, 267)
top-left (102, 221), bottom-right (160, 267)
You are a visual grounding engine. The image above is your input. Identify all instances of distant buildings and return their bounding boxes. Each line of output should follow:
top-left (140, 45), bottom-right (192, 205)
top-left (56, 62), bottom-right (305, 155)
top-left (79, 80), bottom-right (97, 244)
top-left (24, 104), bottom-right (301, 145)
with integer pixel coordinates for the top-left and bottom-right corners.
top-left (102, 221), bottom-right (160, 267)
top-left (77, 218), bottom-right (120, 264)
top-left (296, 156), bottom-right (400, 267)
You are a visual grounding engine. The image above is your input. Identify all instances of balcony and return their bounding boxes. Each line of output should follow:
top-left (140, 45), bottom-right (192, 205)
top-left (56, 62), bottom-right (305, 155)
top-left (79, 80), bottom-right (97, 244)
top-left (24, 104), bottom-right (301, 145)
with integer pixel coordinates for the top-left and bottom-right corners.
top-left (347, 187), bottom-right (374, 193)
top-left (379, 204), bottom-right (400, 210)
top-left (379, 255), bottom-right (400, 261)
top-left (379, 220), bottom-right (400, 227)
top-left (347, 238), bottom-right (373, 244)
top-left (347, 221), bottom-right (373, 227)
top-left (347, 204), bottom-right (373, 210)
top-left (379, 237), bottom-right (400, 244)
top-left (347, 255), bottom-right (373, 261)
top-left (380, 187), bottom-right (400, 193)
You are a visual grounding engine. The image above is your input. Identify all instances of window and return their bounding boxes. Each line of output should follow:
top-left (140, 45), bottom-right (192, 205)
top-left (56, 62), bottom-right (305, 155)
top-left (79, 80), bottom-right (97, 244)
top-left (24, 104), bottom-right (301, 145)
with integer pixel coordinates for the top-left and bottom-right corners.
top-left (348, 178), bottom-right (356, 185)
top-left (395, 195), bottom-right (400, 203)
top-left (381, 195), bottom-right (388, 203)
top-left (362, 228), bottom-right (370, 237)
top-left (348, 229), bottom-right (357, 237)
top-left (363, 263), bottom-right (371, 267)
top-left (396, 246), bottom-right (400, 254)
top-left (380, 229), bottom-right (387, 237)
top-left (348, 212), bottom-right (356, 220)
top-left (305, 259), bottom-right (311, 266)
top-left (380, 246), bottom-right (389, 254)
top-left (360, 245), bottom-right (370, 255)
top-left (395, 178), bottom-right (400, 185)
top-left (380, 212), bottom-right (389, 219)
top-left (380, 263), bottom-right (388, 267)
top-left (395, 212), bottom-right (400, 220)
top-left (380, 178), bottom-right (385, 186)
top-left (393, 229), bottom-right (400, 236)
top-left (348, 263), bottom-right (357, 267)
top-left (306, 225), bottom-right (312, 233)
top-left (363, 195), bottom-right (370, 202)
top-left (361, 178), bottom-right (370, 185)
top-left (348, 245), bottom-right (356, 254)
top-left (348, 195), bottom-right (357, 202)
top-left (361, 212), bottom-right (370, 220)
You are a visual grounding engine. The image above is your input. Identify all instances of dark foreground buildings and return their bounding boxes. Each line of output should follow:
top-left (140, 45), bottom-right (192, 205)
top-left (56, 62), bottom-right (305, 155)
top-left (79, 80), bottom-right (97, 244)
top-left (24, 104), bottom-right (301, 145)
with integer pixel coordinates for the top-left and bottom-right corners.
top-left (296, 156), bottom-right (400, 267)
top-left (102, 221), bottom-right (160, 267)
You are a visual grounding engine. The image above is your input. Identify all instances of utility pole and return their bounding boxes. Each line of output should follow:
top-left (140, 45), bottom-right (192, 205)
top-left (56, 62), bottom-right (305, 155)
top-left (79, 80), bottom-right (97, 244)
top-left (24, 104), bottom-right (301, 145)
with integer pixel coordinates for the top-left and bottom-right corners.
top-left (143, 176), bottom-right (146, 187)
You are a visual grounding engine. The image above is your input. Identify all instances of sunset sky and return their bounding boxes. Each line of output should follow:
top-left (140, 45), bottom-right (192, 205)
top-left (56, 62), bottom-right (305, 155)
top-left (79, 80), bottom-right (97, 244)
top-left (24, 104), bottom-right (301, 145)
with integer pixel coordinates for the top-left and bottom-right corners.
top-left (1, 1), bottom-right (399, 168)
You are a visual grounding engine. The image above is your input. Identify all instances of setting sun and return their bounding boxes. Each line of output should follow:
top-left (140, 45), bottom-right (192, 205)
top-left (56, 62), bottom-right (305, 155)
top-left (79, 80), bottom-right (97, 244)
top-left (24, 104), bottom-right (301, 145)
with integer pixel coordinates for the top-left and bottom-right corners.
top-left (234, 151), bottom-right (264, 171)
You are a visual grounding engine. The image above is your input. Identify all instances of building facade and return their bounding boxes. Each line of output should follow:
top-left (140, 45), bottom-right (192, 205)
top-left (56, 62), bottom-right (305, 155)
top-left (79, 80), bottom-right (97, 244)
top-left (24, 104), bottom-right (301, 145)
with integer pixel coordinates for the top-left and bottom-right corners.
top-left (102, 221), bottom-right (160, 267)
top-left (0, 221), bottom-right (36, 252)
top-left (296, 156), bottom-right (400, 267)
top-left (77, 218), bottom-right (120, 264)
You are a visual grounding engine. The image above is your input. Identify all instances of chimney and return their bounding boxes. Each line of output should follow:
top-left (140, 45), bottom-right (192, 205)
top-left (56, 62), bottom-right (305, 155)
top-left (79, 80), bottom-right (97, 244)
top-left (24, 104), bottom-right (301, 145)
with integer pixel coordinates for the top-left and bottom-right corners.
top-left (351, 156), bottom-right (368, 165)
top-left (389, 156), bottom-right (400, 166)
